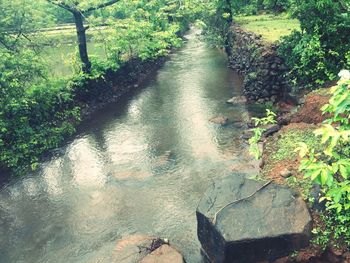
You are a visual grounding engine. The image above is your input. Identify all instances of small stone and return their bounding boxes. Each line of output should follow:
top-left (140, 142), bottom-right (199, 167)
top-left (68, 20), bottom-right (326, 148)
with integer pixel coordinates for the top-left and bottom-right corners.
top-left (280, 168), bottom-right (293, 178)
top-left (209, 116), bottom-right (229, 125)
top-left (271, 95), bottom-right (278, 103)
top-left (153, 151), bottom-right (173, 167)
top-left (262, 124), bottom-right (281, 138)
top-left (343, 252), bottom-right (350, 259)
top-left (330, 247), bottom-right (343, 256)
top-left (241, 130), bottom-right (254, 140)
top-left (226, 96), bottom-right (247, 104)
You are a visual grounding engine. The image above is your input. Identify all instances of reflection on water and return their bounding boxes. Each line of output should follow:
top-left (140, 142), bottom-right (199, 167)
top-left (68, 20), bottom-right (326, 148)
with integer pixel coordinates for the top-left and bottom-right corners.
top-left (0, 29), bottom-right (254, 263)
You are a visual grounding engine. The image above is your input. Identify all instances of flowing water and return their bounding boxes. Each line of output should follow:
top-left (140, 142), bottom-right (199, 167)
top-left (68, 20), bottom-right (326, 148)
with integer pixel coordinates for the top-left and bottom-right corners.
top-left (0, 29), bottom-right (256, 263)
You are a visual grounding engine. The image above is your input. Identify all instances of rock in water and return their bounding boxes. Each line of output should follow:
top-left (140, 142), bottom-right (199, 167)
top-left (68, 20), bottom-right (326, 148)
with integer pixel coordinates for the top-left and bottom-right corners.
top-left (140, 244), bottom-right (185, 263)
top-left (112, 235), bottom-right (164, 263)
top-left (262, 124), bottom-right (280, 137)
top-left (153, 150), bottom-right (173, 167)
top-left (112, 235), bottom-right (184, 263)
top-left (209, 116), bottom-right (229, 125)
top-left (196, 176), bottom-right (312, 263)
top-left (226, 96), bottom-right (247, 104)
top-left (241, 124), bottom-right (280, 140)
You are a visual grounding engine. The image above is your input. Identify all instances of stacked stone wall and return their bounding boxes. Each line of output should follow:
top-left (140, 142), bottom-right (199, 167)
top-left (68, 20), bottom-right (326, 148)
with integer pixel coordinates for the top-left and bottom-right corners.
top-left (227, 25), bottom-right (290, 102)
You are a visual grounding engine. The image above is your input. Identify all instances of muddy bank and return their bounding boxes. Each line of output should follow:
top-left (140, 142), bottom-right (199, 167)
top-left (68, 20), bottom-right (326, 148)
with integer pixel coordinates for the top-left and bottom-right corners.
top-left (255, 90), bottom-right (350, 262)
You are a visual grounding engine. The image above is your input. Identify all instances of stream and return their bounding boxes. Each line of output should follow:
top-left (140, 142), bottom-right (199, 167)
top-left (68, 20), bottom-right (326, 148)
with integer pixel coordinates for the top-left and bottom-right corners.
top-left (0, 29), bottom-right (256, 263)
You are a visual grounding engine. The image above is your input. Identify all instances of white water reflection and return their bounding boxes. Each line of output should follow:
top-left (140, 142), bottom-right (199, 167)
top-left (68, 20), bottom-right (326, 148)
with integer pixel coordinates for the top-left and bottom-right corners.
top-left (43, 159), bottom-right (63, 197)
top-left (67, 137), bottom-right (107, 188)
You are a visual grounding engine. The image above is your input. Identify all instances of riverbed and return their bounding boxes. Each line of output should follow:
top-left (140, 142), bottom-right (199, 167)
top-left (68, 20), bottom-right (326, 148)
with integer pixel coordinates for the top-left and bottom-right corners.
top-left (0, 29), bottom-right (255, 263)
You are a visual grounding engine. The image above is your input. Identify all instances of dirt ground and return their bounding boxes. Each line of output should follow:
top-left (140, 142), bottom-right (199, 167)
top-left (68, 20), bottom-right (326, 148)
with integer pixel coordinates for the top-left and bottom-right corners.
top-left (259, 90), bottom-right (350, 263)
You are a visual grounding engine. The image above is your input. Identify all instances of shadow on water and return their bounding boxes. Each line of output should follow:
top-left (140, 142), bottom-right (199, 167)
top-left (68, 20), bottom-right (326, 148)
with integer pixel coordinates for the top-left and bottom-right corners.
top-left (0, 28), bottom-right (257, 263)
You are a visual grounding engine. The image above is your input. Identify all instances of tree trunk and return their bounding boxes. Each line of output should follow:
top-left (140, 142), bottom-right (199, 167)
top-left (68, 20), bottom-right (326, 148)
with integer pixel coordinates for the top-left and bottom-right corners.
top-left (73, 12), bottom-right (91, 73)
top-left (224, 0), bottom-right (233, 24)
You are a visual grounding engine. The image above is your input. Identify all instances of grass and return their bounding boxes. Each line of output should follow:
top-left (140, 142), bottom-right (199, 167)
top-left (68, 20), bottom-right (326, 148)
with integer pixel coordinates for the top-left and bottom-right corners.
top-left (43, 42), bottom-right (107, 77)
top-left (265, 128), bottom-right (319, 162)
top-left (234, 13), bottom-right (300, 42)
top-left (37, 25), bottom-right (109, 77)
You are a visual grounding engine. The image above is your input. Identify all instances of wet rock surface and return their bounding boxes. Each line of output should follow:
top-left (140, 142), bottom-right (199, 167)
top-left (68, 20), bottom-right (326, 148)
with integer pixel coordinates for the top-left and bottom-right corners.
top-left (226, 96), bottom-right (248, 104)
top-left (209, 116), bottom-right (229, 125)
top-left (197, 176), bottom-right (312, 263)
top-left (262, 124), bottom-right (281, 137)
top-left (112, 235), bottom-right (175, 263)
top-left (241, 124), bottom-right (280, 140)
top-left (140, 244), bottom-right (185, 263)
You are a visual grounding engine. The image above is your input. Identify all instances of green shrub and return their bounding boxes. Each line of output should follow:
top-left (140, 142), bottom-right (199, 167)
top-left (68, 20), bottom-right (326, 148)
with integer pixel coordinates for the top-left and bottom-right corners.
top-left (263, 0), bottom-right (291, 13)
top-left (0, 0), bottom-right (194, 175)
top-left (297, 71), bottom-right (350, 246)
top-left (278, 0), bottom-right (350, 90)
top-left (248, 109), bottom-right (277, 159)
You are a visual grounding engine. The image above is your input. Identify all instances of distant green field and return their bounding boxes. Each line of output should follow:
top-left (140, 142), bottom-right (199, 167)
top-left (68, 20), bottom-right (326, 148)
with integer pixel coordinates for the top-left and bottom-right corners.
top-left (43, 42), bottom-right (107, 77)
top-left (234, 14), bottom-right (300, 42)
top-left (41, 26), bottom-right (109, 77)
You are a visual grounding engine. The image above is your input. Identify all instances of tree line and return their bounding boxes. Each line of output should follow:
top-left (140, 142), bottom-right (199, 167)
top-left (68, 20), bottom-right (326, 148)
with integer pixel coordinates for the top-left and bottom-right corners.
top-left (0, 0), bottom-right (205, 173)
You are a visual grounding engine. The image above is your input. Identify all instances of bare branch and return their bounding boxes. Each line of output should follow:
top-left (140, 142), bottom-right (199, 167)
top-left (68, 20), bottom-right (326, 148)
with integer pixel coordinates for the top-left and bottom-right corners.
top-left (82, 0), bottom-right (120, 14)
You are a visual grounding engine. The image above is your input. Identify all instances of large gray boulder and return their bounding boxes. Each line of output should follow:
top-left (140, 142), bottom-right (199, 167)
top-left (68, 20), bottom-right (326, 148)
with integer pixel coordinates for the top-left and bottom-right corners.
top-left (197, 176), bottom-right (312, 263)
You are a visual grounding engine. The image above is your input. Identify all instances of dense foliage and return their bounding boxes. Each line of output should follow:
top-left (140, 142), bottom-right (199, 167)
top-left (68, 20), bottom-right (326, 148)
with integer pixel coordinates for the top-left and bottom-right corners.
top-left (278, 0), bottom-right (350, 89)
top-left (219, 0), bottom-right (292, 15)
top-left (297, 70), bottom-right (350, 247)
top-left (200, 0), bottom-right (294, 48)
top-left (204, 0), bottom-right (350, 91)
top-left (0, 0), bottom-right (200, 174)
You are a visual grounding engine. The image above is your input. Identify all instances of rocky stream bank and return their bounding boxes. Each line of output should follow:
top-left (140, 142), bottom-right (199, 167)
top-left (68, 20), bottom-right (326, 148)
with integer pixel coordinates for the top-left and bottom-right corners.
top-left (227, 25), bottom-right (290, 102)
top-left (195, 25), bottom-right (350, 263)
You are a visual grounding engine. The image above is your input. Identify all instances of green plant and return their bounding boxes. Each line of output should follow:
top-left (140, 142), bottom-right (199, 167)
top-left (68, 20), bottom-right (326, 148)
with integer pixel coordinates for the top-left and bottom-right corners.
top-left (297, 70), bottom-right (350, 246)
top-left (311, 222), bottom-right (332, 249)
top-left (251, 109), bottom-right (277, 126)
top-left (278, 0), bottom-right (350, 90)
top-left (286, 175), bottom-right (313, 202)
top-left (0, 0), bottom-right (199, 175)
top-left (249, 109), bottom-right (277, 159)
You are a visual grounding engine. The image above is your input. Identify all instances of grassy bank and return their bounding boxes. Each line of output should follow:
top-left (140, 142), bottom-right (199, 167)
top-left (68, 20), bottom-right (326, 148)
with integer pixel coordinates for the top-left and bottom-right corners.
top-left (234, 14), bottom-right (300, 42)
top-left (252, 78), bottom-right (350, 261)
top-left (1, 19), bottom-right (186, 175)
top-left (43, 41), bottom-right (107, 77)
top-left (38, 26), bottom-right (109, 77)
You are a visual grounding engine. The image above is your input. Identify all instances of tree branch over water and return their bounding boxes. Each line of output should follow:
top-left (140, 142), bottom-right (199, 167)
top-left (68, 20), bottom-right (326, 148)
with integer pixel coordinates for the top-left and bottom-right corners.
top-left (46, 0), bottom-right (121, 73)
top-left (83, 0), bottom-right (121, 14)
